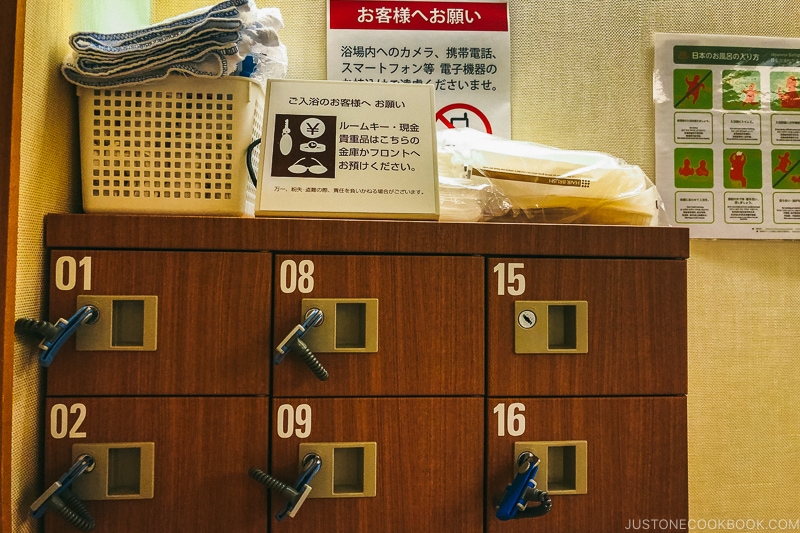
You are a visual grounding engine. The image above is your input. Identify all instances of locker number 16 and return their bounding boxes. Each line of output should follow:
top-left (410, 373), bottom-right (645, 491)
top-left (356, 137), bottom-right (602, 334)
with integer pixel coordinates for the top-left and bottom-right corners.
top-left (493, 402), bottom-right (526, 437)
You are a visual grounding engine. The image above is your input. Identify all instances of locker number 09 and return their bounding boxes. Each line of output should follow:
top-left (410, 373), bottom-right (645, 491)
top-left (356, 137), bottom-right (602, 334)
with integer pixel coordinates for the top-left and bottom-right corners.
top-left (276, 403), bottom-right (312, 438)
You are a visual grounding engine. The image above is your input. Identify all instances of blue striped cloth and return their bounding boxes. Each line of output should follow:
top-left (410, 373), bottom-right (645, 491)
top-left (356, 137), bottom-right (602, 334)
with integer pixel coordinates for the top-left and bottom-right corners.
top-left (62, 0), bottom-right (284, 88)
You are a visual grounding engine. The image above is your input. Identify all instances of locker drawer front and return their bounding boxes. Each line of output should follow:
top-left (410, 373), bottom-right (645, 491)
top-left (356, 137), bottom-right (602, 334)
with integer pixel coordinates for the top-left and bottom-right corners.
top-left (270, 397), bottom-right (484, 533)
top-left (43, 397), bottom-right (269, 533)
top-left (272, 255), bottom-right (484, 396)
top-left (487, 258), bottom-right (687, 396)
top-left (486, 396), bottom-right (688, 533)
top-left (47, 250), bottom-right (271, 395)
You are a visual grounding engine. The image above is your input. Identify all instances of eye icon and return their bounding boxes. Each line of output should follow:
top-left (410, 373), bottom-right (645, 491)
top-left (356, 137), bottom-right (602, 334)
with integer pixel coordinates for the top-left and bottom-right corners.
top-left (300, 141), bottom-right (325, 153)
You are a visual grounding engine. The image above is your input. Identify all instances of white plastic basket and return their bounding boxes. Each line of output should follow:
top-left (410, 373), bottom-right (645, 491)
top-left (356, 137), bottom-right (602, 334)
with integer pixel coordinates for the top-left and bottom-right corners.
top-left (77, 76), bottom-right (265, 215)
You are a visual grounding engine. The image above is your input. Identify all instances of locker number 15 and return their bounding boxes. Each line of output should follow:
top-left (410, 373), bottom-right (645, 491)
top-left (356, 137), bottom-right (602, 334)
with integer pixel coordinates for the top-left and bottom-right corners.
top-left (494, 263), bottom-right (525, 296)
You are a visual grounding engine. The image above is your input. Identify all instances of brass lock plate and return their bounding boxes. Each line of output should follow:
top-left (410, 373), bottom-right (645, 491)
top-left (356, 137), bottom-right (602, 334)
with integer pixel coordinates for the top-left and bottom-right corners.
top-left (514, 300), bottom-right (588, 354)
top-left (75, 295), bottom-right (158, 351)
top-left (513, 440), bottom-right (588, 495)
top-left (298, 442), bottom-right (377, 498)
top-left (301, 298), bottom-right (378, 353)
top-left (71, 442), bottom-right (155, 500)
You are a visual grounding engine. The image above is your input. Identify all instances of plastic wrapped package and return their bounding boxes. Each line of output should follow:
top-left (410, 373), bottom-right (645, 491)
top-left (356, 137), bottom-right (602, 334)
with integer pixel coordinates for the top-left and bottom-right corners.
top-left (437, 128), bottom-right (666, 226)
top-left (436, 134), bottom-right (512, 222)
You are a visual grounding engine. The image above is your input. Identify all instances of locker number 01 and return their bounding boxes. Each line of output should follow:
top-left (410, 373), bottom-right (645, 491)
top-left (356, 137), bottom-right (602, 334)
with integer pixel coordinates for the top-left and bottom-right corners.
top-left (276, 403), bottom-right (312, 438)
top-left (279, 260), bottom-right (315, 294)
top-left (55, 256), bottom-right (92, 291)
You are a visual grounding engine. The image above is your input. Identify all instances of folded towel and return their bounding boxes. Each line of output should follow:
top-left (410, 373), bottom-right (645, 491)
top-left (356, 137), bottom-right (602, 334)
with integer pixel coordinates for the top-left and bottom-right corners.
top-left (62, 0), bottom-right (285, 88)
top-left (70, 0), bottom-right (251, 54)
top-left (63, 52), bottom-right (234, 87)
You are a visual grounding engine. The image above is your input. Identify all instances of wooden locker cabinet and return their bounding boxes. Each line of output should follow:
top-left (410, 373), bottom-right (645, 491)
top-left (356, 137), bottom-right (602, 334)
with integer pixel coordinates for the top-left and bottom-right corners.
top-left (487, 257), bottom-right (687, 397)
top-left (269, 397), bottom-right (484, 533)
top-left (44, 215), bottom-right (689, 533)
top-left (47, 250), bottom-right (272, 396)
top-left (485, 397), bottom-right (688, 533)
top-left (43, 396), bottom-right (269, 533)
top-left (272, 254), bottom-right (484, 397)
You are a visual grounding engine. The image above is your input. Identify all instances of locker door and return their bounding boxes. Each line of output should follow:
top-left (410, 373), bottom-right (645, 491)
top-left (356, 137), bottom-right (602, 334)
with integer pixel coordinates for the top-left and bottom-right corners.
top-left (272, 255), bottom-right (484, 396)
top-left (486, 397), bottom-right (688, 533)
top-left (47, 250), bottom-right (271, 395)
top-left (269, 397), bottom-right (484, 533)
top-left (43, 397), bottom-right (269, 533)
top-left (487, 258), bottom-right (687, 396)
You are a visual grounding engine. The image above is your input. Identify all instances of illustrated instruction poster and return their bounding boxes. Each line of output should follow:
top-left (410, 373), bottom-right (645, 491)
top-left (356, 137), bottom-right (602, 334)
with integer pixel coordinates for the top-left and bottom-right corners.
top-left (655, 33), bottom-right (800, 239)
top-left (327, 0), bottom-right (511, 138)
top-left (256, 79), bottom-right (439, 219)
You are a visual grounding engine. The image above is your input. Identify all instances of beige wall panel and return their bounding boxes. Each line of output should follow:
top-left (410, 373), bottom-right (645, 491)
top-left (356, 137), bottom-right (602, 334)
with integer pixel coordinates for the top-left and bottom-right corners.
top-left (15, 0), bottom-right (82, 530)
top-left (689, 241), bottom-right (800, 523)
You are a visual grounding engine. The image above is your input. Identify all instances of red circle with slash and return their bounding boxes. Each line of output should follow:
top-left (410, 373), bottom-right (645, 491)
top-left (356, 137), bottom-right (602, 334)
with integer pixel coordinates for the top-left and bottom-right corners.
top-left (436, 103), bottom-right (493, 134)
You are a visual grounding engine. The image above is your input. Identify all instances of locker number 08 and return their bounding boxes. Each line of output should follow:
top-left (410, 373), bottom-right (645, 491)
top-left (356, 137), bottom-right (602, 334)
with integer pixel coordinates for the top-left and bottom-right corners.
top-left (279, 260), bottom-right (315, 294)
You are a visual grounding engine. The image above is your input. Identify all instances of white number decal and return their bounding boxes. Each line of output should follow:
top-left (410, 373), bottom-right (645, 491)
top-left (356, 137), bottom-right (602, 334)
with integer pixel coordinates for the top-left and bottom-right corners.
top-left (276, 403), bottom-right (312, 438)
top-left (493, 262), bottom-right (526, 296)
top-left (295, 404), bottom-right (312, 438)
top-left (50, 403), bottom-right (87, 439)
top-left (493, 402), bottom-right (526, 437)
top-left (276, 404), bottom-right (293, 438)
top-left (55, 256), bottom-right (92, 291)
top-left (50, 404), bottom-right (68, 439)
top-left (279, 260), bottom-right (315, 294)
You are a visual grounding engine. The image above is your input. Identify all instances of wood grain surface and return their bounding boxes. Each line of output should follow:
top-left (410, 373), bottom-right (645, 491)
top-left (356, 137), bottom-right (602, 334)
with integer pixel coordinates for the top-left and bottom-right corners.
top-left (488, 258), bottom-right (687, 396)
top-left (486, 396), bottom-right (688, 533)
top-left (42, 218), bottom-right (688, 533)
top-left (270, 397), bottom-right (484, 533)
top-left (272, 254), bottom-right (484, 397)
top-left (43, 397), bottom-right (269, 533)
top-left (47, 250), bottom-right (272, 396)
top-left (45, 214), bottom-right (690, 259)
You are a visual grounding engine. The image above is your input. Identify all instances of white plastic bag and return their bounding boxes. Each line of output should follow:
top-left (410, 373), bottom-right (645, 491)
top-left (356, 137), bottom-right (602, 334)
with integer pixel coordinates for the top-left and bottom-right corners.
top-left (437, 128), bottom-right (664, 225)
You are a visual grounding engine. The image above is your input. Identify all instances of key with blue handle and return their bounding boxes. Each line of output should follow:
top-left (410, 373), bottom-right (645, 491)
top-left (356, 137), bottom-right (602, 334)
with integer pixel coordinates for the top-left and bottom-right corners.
top-left (496, 452), bottom-right (539, 520)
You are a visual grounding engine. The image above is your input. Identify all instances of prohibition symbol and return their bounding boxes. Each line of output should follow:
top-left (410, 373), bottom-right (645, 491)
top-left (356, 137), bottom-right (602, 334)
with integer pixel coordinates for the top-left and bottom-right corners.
top-left (436, 103), bottom-right (493, 134)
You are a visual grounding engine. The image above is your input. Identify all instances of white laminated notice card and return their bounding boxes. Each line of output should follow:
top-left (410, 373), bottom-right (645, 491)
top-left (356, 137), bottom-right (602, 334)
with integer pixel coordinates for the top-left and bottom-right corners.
top-left (655, 33), bottom-right (800, 239)
top-left (256, 79), bottom-right (439, 219)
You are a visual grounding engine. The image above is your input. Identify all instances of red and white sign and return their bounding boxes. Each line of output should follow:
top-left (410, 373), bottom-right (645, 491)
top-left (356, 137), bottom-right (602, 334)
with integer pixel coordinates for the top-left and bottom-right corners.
top-left (329, 1), bottom-right (508, 31)
top-left (327, 0), bottom-right (511, 137)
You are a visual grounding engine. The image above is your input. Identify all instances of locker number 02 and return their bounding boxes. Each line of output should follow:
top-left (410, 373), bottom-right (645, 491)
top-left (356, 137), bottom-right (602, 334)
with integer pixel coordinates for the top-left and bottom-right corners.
top-left (276, 403), bottom-right (312, 438)
top-left (50, 403), bottom-right (87, 439)
top-left (279, 260), bottom-right (315, 294)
